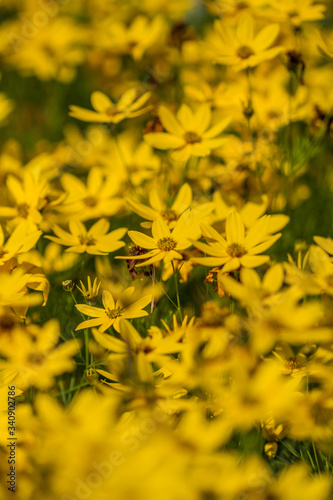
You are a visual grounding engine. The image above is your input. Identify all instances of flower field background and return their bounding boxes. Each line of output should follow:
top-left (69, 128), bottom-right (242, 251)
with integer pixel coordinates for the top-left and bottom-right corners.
top-left (1, 0), bottom-right (333, 498)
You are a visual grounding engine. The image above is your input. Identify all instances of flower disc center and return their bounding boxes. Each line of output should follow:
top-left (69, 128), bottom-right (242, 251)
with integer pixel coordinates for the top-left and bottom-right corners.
top-left (105, 306), bottom-right (124, 319)
top-left (17, 203), bottom-right (30, 218)
top-left (161, 209), bottom-right (178, 223)
top-left (227, 242), bottom-right (246, 257)
top-left (79, 235), bottom-right (96, 246)
top-left (157, 237), bottom-right (177, 251)
top-left (236, 45), bottom-right (254, 59)
top-left (184, 131), bottom-right (201, 144)
top-left (284, 356), bottom-right (299, 371)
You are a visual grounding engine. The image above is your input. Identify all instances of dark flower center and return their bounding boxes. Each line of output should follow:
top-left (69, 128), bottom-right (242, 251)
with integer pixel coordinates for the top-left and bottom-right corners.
top-left (105, 306), bottom-right (124, 319)
top-left (78, 235), bottom-right (96, 246)
top-left (161, 209), bottom-right (178, 223)
top-left (157, 237), bottom-right (177, 251)
top-left (184, 131), bottom-right (201, 144)
top-left (237, 45), bottom-right (254, 59)
top-left (17, 203), bottom-right (30, 218)
top-left (227, 243), bottom-right (246, 257)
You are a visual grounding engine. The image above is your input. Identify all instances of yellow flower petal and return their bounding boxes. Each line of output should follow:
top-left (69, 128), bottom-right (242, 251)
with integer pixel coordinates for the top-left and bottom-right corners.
top-left (252, 24), bottom-right (280, 52)
top-left (144, 132), bottom-right (185, 150)
top-left (159, 105), bottom-right (184, 135)
top-left (91, 91), bottom-right (113, 112)
top-left (152, 217), bottom-right (170, 240)
top-left (226, 212), bottom-right (245, 244)
top-left (128, 231), bottom-right (157, 249)
top-left (240, 255), bottom-right (270, 268)
top-left (102, 290), bottom-right (115, 309)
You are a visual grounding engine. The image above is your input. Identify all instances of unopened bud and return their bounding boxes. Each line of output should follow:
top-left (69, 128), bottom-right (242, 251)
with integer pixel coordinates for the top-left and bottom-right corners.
top-left (62, 280), bottom-right (74, 292)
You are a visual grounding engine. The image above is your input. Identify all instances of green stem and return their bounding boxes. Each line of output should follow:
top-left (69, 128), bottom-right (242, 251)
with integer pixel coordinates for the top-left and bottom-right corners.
top-left (172, 262), bottom-right (183, 322)
top-left (70, 290), bottom-right (89, 370)
top-left (150, 265), bottom-right (156, 326)
top-left (245, 68), bottom-right (263, 190)
top-left (312, 440), bottom-right (321, 476)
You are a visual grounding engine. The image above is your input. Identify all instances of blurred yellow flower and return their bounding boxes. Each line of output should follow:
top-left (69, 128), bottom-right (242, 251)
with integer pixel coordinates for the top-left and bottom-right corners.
top-left (57, 167), bottom-right (124, 220)
top-left (0, 319), bottom-right (80, 390)
top-left (268, 0), bottom-right (326, 26)
top-left (69, 88), bottom-right (152, 123)
top-left (144, 104), bottom-right (230, 162)
top-left (207, 14), bottom-right (283, 71)
top-left (97, 15), bottom-right (166, 60)
top-left (127, 183), bottom-right (213, 228)
top-left (0, 221), bottom-right (41, 266)
top-left (46, 218), bottom-right (127, 255)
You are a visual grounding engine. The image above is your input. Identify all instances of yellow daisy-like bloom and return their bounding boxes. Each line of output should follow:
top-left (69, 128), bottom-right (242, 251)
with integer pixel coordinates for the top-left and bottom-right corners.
top-left (207, 14), bottom-right (283, 71)
top-left (144, 104), bottom-right (230, 162)
top-left (0, 269), bottom-right (43, 309)
top-left (0, 319), bottom-right (80, 390)
top-left (76, 276), bottom-right (101, 304)
top-left (116, 210), bottom-right (201, 267)
top-left (75, 287), bottom-right (152, 333)
top-left (192, 211), bottom-right (283, 273)
top-left (69, 87), bottom-right (152, 124)
top-left (97, 15), bottom-right (166, 60)
top-left (268, 0), bottom-right (326, 26)
top-left (0, 170), bottom-right (60, 229)
top-left (127, 183), bottom-right (213, 229)
top-left (0, 222), bottom-right (41, 266)
top-left (45, 219), bottom-right (126, 255)
top-left (57, 167), bottom-right (124, 221)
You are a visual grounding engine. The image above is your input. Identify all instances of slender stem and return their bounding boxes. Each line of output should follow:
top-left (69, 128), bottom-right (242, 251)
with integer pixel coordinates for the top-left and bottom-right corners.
top-left (172, 261), bottom-right (183, 321)
top-left (312, 440), bottom-right (321, 476)
top-left (150, 265), bottom-right (156, 326)
top-left (114, 132), bottom-right (134, 189)
top-left (70, 290), bottom-right (89, 370)
top-left (288, 72), bottom-right (294, 177)
top-left (245, 68), bottom-right (263, 190)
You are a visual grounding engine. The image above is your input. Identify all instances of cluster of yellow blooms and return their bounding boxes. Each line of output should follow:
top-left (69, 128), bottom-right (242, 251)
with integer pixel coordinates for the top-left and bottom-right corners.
top-left (1, 0), bottom-right (333, 498)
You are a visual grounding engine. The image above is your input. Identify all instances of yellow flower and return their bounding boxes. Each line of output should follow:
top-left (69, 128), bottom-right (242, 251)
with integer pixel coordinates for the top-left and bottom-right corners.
top-left (97, 15), bottom-right (166, 60)
top-left (127, 183), bottom-right (213, 229)
top-left (76, 276), bottom-right (101, 304)
top-left (219, 264), bottom-right (285, 305)
top-left (184, 80), bottom-right (244, 110)
top-left (144, 104), bottom-right (230, 162)
top-left (0, 170), bottom-right (59, 228)
top-left (93, 318), bottom-right (184, 366)
top-left (45, 218), bottom-right (127, 255)
top-left (0, 319), bottom-right (80, 390)
top-left (207, 14), bottom-right (283, 71)
top-left (4, 17), bottom-right (87, 82)
top-left (69, 87), bottom-right (152, 123)
top-left (192, 211), bottom-right (283, 273)
top-left (116, 210), bottom-right (201, 267)
top-left (112, 130), bottom-right (161, 186)
top-left (0, 221), bottom-right (41, 266)
top-left (57, 167), bottom-right (124, 220)
top-left (206, 0), bottom-right (268, 18)
top-left (272, 342), bottom-right (309, 377)
top-left (268, 0), bottom-right (326, 26)
top-left (0, 268), bottom-right (42, 310)
top-left (75, 287), bottom-right (152, 333)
